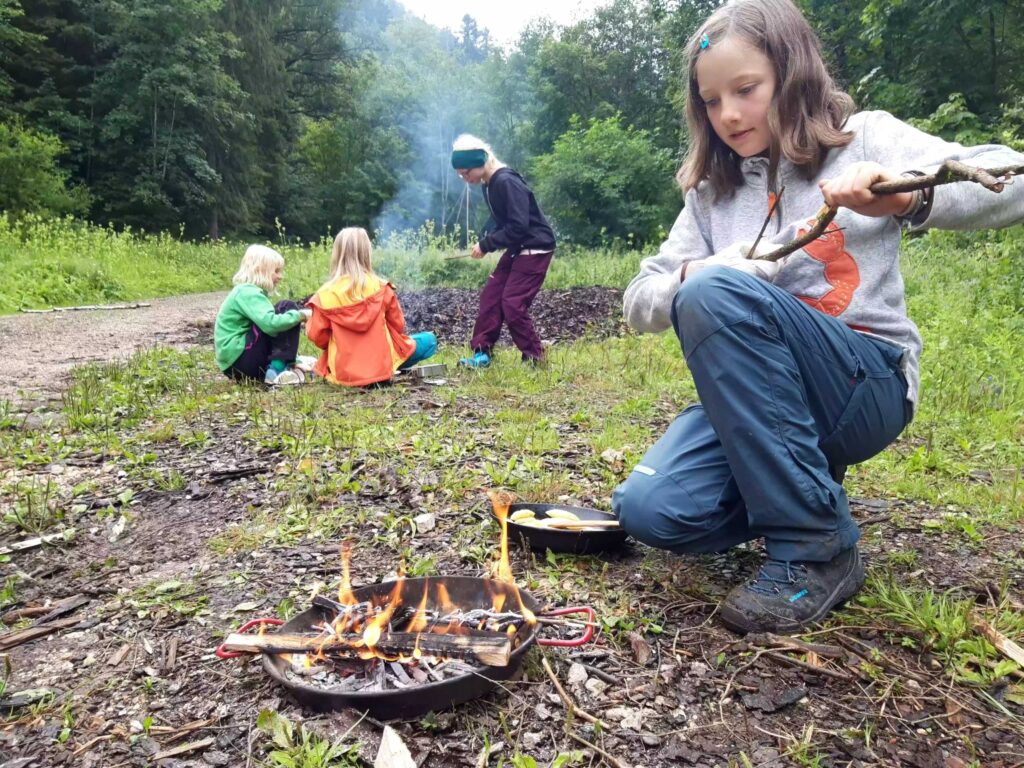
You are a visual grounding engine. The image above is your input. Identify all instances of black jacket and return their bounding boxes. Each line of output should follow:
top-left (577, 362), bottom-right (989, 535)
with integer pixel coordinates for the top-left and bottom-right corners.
top-left (479, 168), bottom-right (556, 255)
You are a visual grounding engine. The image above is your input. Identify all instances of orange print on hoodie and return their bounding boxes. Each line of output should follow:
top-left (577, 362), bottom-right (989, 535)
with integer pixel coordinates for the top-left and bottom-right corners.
top-left (794, 220), bottom-right (861, 319)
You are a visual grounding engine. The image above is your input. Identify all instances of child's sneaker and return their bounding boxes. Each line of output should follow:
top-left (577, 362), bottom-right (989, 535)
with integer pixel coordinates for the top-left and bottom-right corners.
top-left (264, 368), bottom-right (281, 385)
top-left (294, 355), bottom-right (318, 373)
top-left (273, 369), bottom-right (305, 386)
top-left (458, 351), bottom-right (491, 368)
top-left (268, 370), bottom-right (303, 387)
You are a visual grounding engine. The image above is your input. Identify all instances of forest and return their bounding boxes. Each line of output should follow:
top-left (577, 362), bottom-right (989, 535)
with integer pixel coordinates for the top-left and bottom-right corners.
top-left (3, 0), bottom-right (1023, 246)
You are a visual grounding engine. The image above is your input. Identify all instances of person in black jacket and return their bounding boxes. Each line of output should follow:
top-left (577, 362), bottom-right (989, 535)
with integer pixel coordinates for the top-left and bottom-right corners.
top-left (451, 134), bottom-right (556, 367)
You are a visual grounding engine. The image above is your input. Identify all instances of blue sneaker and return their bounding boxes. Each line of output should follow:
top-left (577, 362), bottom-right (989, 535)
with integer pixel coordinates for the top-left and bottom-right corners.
top-left (458, 351), bottom-right (491, 368)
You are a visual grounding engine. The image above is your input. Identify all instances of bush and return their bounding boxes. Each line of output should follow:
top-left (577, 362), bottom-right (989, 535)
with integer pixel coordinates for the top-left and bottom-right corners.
top-left (0, 122), bottom-right (88, 217)
top-left (532, 114), bottom-right (677, 248)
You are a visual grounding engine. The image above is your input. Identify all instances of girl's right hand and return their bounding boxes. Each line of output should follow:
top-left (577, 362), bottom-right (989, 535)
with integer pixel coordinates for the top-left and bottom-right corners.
top-left (299, 308), bottom-right (313, 321)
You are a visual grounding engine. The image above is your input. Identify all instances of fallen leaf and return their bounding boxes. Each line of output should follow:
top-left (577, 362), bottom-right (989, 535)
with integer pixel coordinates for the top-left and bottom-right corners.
top-left (627, 631), bottom-right (653, 666)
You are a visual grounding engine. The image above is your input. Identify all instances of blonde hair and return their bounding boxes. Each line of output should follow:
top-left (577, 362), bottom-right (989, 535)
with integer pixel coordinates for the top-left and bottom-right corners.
top-left (232, 244), bottom-right (284, 293)
top-left (329, 227), bottom-right (376, 299)
top-left (678, 0), bottom-right (855, 198)
top-left (452, 133), bottom-right (504, 173)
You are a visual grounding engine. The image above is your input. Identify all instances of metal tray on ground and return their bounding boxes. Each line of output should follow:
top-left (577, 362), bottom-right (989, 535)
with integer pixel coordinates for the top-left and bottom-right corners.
top-left (402, 363), bottom-right (447, 379)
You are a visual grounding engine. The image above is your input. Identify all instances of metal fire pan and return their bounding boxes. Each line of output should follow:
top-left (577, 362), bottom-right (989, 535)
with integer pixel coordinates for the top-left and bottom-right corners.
top-left (261, 576), bottom-right (541, 720)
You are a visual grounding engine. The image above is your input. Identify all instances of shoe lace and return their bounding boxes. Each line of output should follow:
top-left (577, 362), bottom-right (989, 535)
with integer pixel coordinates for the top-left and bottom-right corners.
top-left (746, 559), bottom-right (809, 596)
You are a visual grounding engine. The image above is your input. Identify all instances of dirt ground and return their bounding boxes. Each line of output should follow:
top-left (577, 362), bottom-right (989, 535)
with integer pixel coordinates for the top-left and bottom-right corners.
top-left (0, 288), bottom-right (624, 409)
top-left (1, 288), bottom-right (1022, 768)
top-left (0, 293), bottom-right (227, 409)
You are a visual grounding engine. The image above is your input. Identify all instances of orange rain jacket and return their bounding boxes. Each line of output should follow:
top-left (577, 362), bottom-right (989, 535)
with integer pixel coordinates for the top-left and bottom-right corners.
top-left (306, 275), bottom-right (416, 386)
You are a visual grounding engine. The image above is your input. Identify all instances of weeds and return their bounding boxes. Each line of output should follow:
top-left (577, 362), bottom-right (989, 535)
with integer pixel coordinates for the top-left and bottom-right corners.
top-left (255, 709), bottom-right (360, 768)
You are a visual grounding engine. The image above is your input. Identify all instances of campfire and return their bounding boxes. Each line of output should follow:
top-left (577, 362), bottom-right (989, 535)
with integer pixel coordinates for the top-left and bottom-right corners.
top-left (218, 492), bottom-right (592, 715)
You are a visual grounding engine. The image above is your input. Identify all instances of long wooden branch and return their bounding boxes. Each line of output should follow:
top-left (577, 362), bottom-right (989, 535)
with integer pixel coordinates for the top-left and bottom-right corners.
top-left (764, 160), bottom-right (1024, 262)
top-left (222, 631), bottom-right (512, 667)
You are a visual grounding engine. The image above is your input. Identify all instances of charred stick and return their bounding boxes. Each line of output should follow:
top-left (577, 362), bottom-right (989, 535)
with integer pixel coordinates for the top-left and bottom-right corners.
top-left (764, 160), bottom-right (1024, 262)
top-left (222, 631), bottom-right (512, 666)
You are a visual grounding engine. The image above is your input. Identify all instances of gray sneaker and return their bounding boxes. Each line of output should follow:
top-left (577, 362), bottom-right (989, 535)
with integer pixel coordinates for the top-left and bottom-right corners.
top-left (719, 547), bottom-right (865, 634)
top-left (271, 369), bottom-right (305, 386)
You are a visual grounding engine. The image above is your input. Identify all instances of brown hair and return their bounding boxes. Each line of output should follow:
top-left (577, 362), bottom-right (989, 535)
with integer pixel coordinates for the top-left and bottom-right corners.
top-left (678, 0), bottom-right (855, 198)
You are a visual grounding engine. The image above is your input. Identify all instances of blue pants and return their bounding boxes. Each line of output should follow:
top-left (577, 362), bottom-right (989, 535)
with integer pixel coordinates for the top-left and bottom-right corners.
top-left (613, 268), bottom-right (912, 562)
top-left (399, 332), bottom-right (438, 370)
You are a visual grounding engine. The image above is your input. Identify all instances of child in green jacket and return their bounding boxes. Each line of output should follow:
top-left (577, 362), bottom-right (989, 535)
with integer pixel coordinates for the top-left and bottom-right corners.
top-left (214, 245), bottom-right (311, 386)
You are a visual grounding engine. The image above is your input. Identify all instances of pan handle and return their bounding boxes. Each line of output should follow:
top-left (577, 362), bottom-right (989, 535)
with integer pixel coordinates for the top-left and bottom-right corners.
top-left (537, 606), bottom-right (596, 647)
top-left (215, 617), bottom-right (284, 659)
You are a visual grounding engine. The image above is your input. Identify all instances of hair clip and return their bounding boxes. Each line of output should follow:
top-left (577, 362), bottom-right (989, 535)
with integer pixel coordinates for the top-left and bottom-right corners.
top-left (699, 31), bottom-right (710, 50)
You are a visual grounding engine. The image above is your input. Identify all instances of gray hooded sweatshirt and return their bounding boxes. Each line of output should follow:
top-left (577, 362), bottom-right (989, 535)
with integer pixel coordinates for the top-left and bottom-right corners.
top-left (623, 110), bottom-right (1024, 408)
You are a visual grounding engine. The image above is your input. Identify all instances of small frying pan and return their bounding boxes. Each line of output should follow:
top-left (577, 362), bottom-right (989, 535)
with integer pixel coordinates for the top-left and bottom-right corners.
top-left (502, 503), bottom-right (628, 555)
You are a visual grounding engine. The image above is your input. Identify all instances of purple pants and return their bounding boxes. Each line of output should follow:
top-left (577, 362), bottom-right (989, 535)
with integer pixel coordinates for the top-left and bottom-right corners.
top-left (470, 249), bottom-right (553, 360)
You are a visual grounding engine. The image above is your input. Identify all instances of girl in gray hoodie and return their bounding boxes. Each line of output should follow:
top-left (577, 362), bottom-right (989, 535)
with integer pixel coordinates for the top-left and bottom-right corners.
top-left (614, 0), bottom-right (1024, 634)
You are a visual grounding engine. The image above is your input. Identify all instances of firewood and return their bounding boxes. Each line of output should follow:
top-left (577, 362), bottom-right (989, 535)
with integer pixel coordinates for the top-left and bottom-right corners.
top-left (152, 737), bottom-right (215, 761)
top-left (972, 614), bottom-right (1024, 666)
top-left (0, 617), bottom-right (80, 651)
top-left (0, 531), bottom-right (75, 556)
top-left (32, 595), bottom-right (89, 626)
top-left (222, 630), bottom-right (512, 666)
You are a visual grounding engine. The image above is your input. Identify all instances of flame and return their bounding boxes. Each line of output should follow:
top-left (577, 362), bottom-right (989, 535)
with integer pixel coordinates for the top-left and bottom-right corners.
top-left (337, 541), bottom-right (358, 606)
top-left (404, 582), bottom-right (432, 634)
top-left (361, 578), bottom-right (403, 648)
top-left (487, 490), bottom-right (516, 584)
top-left (276, 493), bottom-right (542, 670)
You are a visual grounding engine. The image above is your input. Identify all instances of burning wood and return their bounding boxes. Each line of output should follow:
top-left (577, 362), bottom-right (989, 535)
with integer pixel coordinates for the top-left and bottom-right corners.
top-left (222, 630), bottom-right (512, 666)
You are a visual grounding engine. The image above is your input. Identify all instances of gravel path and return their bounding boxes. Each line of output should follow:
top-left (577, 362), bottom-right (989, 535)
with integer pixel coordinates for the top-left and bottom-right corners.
top-left (0, 292), bottom-right (225, 408)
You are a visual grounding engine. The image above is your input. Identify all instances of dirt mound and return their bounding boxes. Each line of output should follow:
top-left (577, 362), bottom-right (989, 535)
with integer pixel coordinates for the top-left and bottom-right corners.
top-left (398, 286), bottom-right (625, 348)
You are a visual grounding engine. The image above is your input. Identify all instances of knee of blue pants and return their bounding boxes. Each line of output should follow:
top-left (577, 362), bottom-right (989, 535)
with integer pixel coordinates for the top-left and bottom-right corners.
top-left (671, 268), bottom-right (766, 353)
top-left (417, 332), bottom-right (437, 358)
top-left (613, 469), bottom-right (710, 551)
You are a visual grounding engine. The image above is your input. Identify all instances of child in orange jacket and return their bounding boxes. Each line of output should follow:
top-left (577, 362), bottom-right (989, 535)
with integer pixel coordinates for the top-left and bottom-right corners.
top-left (306, 227), bottom-right (437, 386)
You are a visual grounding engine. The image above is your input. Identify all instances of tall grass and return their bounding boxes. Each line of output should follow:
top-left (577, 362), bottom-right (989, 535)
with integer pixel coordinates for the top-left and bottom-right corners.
top-left (0, 215), bottom-right (641, 313)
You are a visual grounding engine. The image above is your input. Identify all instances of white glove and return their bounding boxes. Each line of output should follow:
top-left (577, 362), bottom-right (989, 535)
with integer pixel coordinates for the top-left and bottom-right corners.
top-left (298, 308), bottom-right (313, 321)
top-left (689, 241), bottom-right (782, 282)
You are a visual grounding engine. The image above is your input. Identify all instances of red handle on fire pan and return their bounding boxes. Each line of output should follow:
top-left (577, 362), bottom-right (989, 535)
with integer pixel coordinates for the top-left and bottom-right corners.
top-left (215, 617), bottom-right (284, 659)
top-left (537, 606), bottom-right (596, 647)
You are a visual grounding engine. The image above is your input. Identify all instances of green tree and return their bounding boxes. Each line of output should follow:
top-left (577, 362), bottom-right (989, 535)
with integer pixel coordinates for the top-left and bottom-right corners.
top-left (0, 121), bottom-right (88, 216)
top-left (532, 114), bottom-right (677, 247)
top-left (89, 0), bottom-right (247, 235)
top-left (524, 0), bottom-right (682, 153)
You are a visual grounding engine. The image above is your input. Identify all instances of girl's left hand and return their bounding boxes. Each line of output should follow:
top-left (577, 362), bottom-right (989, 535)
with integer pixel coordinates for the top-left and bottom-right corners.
top-left (819, 162), bottom-right (914, 218)
top-left (471, 243), bottom-right (485, 259)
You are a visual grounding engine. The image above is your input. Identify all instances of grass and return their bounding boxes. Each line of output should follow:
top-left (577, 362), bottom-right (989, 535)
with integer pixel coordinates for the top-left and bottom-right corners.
top-left (0, 224), bottom-right (1022, 755)
top-left (0, 214), bottom-right (640, 313)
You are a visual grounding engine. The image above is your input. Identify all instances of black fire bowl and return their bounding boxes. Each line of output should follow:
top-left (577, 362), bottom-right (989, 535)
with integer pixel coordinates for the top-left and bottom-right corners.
top-left (261, 576), bottom-right (541, 720)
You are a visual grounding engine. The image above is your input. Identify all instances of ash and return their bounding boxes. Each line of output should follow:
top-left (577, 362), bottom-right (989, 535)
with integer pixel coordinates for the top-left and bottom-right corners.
top-left (284, 655), bottom-right (484, 693)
